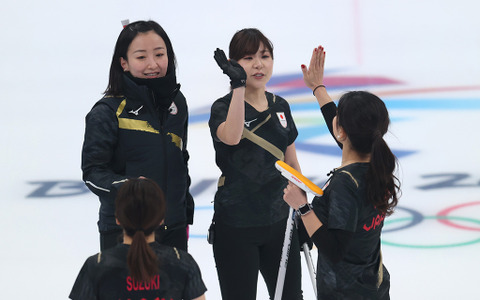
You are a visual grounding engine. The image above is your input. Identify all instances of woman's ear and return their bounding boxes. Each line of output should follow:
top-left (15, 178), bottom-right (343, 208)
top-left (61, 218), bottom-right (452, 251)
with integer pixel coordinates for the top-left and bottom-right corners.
top-left (120, 57), bottom-right (128, 72)
top-left (160, 219), bottom-right (165, 225)
top-left (337, 127), bottom-right (345, 141)
top-left (116, 218), bottom-right (121, 226)
top-left (335, 126), bottom-right (346, 142)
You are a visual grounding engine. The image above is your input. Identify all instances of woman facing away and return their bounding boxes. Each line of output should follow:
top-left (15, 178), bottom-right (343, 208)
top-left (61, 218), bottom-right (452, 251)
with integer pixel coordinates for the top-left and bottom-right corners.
top-left (69, 178), bottom-right (206, 300)
top-left (283, 46), bottom-right (400, 299)
top-left (81, 20), bottom-right (194, 252)
top-left (208, 28), bottom-right (304, 300)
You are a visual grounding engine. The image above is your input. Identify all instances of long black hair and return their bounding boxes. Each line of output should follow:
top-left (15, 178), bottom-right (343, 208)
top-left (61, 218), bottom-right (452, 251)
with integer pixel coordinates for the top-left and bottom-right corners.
top-left (115, 178), bottom-right (166, 282)
top-left (105, 20), bottom-right (177, 96)
top-left (336, 91), bottom-right (400, 216)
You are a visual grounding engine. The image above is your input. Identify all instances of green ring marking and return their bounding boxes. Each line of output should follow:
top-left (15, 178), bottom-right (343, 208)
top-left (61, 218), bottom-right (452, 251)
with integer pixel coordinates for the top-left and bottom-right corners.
top-left (382, 216), bottom-right (480, 249)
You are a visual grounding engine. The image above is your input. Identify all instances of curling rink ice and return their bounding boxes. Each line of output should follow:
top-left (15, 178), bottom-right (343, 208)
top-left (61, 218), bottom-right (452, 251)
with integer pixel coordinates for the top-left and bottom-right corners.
top-left (1, 0), bottom-right (480, 299)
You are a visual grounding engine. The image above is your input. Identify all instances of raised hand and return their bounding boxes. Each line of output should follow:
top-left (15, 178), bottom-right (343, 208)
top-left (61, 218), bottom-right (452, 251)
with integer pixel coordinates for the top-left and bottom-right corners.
top-left (301, 46), bottom-right (326, 91)
top-left (214, 48), bottom-right (247, 89)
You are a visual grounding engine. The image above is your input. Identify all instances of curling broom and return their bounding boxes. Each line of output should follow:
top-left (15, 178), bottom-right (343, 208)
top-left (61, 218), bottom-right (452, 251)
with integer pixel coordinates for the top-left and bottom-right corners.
top-left (273, 160), bottom-right (322, 299)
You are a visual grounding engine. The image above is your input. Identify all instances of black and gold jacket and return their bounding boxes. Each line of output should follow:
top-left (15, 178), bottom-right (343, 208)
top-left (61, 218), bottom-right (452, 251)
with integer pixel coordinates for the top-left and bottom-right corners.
top-left (81, 74), bottom-right (193, 232)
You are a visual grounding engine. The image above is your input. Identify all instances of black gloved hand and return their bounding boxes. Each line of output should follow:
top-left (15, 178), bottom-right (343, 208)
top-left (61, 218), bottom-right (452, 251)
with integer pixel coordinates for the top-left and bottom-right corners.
top-left (295, 213), bottom-right (313, 251)
top-left (214, 48), bottom-right (246, 89)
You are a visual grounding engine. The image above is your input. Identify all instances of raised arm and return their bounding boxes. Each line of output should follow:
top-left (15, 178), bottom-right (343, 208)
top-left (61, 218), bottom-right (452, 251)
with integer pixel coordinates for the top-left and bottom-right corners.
top-left (302, 46), bottom-right (342, 148)
top-left (213, 48), bottom-right (247, 145)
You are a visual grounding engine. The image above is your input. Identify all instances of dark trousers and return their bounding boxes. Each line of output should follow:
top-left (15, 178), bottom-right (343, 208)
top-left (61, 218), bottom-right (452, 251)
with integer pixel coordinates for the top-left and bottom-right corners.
top-left (100, 225), bottom-right (188, 252)
top-left (99, 228), bottom-right (123, 251)
top-left (213, 218), bottom-right (303, 300)
top-left (155, 225), bottom-right (188, 251)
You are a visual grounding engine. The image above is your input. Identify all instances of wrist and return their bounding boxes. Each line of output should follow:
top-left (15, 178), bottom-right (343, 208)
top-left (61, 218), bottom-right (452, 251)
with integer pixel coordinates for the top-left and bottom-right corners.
top-left (296, 203), bottom-right (313, 217)
top-left (312, 84), bottom-right (325, 95)
top-left (231, 79), bottom-right (246, 90)
top-left (231, 85), bottom-right (246, 91)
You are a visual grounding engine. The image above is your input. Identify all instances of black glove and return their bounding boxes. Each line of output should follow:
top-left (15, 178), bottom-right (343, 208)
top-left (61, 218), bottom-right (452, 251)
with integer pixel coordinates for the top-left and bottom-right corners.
top-left (295, 213), bottom-right (313, 251)
top-left (214, 48), bottom-right (246, 89)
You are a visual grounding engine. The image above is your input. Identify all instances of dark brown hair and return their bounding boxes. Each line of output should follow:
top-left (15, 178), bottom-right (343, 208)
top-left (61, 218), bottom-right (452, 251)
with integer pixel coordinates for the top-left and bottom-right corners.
top-left (115, 178), bottom-right (166, 282)
top-left (228, 28), bottom-right (274, 61)
top-left (337, 91), bottom-right (400, 216)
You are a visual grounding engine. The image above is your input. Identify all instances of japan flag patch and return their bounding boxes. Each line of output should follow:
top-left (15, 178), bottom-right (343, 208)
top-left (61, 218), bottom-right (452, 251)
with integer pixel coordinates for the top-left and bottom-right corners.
top-left (276, 112), bottom-right (287, 128)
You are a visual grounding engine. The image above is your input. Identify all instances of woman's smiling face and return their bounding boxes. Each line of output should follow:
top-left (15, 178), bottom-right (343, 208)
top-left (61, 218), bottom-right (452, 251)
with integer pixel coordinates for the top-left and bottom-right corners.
top-left (120, 30), bottom-right (169, 79)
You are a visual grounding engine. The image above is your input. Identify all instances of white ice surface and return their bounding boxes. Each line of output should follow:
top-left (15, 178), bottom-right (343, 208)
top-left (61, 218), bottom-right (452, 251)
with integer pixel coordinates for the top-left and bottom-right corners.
top-left (1, 0), bottom-right (480, 299)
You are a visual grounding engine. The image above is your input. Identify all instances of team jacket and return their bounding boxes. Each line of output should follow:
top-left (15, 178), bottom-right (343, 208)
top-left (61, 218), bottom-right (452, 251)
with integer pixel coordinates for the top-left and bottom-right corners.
top-left (81, 75), bottom-right (193, 232)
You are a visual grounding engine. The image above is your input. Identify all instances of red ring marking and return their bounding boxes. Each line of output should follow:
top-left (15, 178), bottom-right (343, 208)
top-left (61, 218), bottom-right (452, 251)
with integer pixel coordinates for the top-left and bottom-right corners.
top-left (437, 201), bottom-right (480, 231)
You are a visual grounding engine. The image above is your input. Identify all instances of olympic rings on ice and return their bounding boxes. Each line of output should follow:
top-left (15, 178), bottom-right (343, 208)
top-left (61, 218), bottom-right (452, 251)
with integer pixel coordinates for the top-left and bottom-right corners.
top-left (382, 202), bottom-right (480, 248)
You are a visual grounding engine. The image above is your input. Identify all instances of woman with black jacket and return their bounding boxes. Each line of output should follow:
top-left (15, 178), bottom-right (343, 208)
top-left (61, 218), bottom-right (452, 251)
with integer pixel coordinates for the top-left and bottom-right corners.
top-left (81, 20), bottom-right (194, 251)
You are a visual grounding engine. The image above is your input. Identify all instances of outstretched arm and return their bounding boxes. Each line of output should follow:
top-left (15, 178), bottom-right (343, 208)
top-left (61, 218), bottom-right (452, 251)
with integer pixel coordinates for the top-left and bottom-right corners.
top-left (302, 46), bottom-right (342, 148)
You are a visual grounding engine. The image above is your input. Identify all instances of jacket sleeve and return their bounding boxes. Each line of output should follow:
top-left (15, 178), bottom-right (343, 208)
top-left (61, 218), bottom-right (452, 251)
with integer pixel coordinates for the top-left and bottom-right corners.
top-left (81, 102), bottom-right (128, 199)
top-left (183, 109), bottom-right (195, 225)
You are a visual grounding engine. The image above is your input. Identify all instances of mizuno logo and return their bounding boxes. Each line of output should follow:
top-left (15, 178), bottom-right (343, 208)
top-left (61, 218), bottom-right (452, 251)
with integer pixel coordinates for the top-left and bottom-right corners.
top-left (244, 118), bottom-right (257, 127)
top-left (129, 105), bottom-right (143, 116)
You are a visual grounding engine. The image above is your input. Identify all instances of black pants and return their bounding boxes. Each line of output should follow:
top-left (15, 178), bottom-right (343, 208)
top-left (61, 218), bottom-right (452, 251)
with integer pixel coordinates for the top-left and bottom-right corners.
top-left (155, 225), bottom-right (188, 251)
top-left (100, 225), bottom-right (188, 252)
top-left (213, 218), bottom-right (303, 300)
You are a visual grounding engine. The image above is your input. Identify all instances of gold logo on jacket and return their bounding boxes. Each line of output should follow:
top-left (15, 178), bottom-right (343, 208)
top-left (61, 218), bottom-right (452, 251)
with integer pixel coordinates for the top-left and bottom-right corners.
top-left (116, 100), bottom-right (160, 134)
top-left (116, 100), bottom-right (183, 149)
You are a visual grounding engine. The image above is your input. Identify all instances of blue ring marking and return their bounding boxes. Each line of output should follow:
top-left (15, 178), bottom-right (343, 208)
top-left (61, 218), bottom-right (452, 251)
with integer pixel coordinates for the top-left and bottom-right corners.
top-left (383, 206), bottom-right (424, 233)
top-left (189, 234), bottom-right (208, 239)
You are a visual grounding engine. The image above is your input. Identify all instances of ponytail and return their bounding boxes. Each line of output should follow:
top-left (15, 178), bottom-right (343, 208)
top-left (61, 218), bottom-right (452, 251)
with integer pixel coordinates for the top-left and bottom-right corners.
top-left (127, 229), bottom-right (159, 282)
top-left (115, 178), bottom-right (166, 282)
top-left (367, 134), bottom-right (400, 216)
top-left (337, 91), bottom-right (400, 216)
